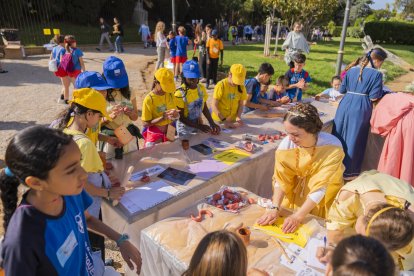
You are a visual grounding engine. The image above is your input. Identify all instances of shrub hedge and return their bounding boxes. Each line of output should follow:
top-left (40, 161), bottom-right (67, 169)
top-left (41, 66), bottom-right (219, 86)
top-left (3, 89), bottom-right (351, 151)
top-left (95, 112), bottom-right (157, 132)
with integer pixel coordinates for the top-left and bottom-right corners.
top-left (364, 21), bottom-right (414, 44)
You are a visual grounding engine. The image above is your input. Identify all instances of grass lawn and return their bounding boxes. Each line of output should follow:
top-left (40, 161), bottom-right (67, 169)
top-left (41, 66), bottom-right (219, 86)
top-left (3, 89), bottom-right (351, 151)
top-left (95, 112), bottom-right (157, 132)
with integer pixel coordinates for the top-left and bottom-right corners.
top-left (203, 38), bottom-right (409, 96)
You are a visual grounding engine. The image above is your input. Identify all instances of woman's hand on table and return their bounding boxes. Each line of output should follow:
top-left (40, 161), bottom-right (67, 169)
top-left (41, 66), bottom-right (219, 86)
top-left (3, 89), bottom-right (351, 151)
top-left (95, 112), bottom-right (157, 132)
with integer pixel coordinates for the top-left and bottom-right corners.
top-left (119, 240), bottom-right (142, 274)
top-left (282, 213), bottom-right (304, 233)
top-left (247, 268), bottom-right (269, 276)
top-left (257, 209), bottom-right (279, 226)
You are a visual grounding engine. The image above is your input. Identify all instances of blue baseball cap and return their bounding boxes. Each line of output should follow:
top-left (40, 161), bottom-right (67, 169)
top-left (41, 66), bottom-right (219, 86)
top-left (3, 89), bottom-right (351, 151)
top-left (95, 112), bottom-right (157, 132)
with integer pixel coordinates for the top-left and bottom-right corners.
top-left (182, 60), bottom-right (200, 78)
top-left (75, 71), bottom-right (112, 90)
top-left (103, 56), bottom-right (129, 89)
top-left (212, 29), bottom-right (218, 36)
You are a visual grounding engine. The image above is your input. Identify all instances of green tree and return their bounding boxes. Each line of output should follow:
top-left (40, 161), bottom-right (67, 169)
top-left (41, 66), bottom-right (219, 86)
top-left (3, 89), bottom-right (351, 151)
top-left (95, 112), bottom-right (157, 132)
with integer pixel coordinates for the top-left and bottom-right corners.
top-left (262, 0), bottom-right (339, 37)
top-left (394, 0), bottom-right (414, 14)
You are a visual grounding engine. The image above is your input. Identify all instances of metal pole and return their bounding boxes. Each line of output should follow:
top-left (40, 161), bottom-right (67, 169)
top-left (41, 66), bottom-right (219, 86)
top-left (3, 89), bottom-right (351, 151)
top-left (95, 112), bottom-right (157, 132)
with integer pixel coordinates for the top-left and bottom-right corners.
top-left (273, 19), bottom-right (281, 56)
top-left (172, 0), bottom-right (176, 32)
top-left (335, 0), bottom-right (351, 76)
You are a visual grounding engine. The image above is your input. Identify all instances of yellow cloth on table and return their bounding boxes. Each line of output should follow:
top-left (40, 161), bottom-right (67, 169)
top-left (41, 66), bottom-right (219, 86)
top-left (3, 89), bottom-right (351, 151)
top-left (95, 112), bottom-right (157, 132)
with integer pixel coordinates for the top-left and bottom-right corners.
top-left (253, 217), bottom-right (314, 248)
top-left (211, 78), bottom-right (247, 122)
top-left (273, 132), bottom-right (345, 218)
top-left (141, 91), bottom-right (176, 126)
top-left (327, 170), bottom-right (414, 271)
top-left (213, 149), bottom-right (251, 165)
top-left (63, 128), bottom-right (103, 173)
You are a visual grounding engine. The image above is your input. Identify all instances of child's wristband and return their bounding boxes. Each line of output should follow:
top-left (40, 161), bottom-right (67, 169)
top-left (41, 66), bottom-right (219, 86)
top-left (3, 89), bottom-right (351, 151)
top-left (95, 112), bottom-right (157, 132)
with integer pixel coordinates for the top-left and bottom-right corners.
top-left (116, 233), bottom-right (129, 247)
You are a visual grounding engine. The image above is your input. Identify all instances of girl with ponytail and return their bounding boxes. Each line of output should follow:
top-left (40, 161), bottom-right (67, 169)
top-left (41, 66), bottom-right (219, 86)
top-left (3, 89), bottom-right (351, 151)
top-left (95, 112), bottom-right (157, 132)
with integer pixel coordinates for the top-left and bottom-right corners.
top-left (332, 47), bottom-right (387, 180)
top-left (0, 126), bottom-right (142, 275)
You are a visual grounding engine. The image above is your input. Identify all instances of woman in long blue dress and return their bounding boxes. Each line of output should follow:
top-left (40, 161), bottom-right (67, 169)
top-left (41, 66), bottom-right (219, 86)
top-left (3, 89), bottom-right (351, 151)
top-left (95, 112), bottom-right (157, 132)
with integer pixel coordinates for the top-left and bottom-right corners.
top-left (332, 48), bottom-right (387, 179)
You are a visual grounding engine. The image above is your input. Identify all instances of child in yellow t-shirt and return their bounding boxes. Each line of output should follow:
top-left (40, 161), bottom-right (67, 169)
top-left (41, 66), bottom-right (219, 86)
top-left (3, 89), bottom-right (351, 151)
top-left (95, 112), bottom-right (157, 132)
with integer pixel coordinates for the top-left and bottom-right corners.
top-left (175, 60), bottom-right (220, 139)
top-left (212, 64), bottom-right (247, 129)
top-left (141, 68), bottom-right (180, 147)
top-left (206, 30), bottom-right (224, 88)
top-left (56, 88), bottom-right (125, 260)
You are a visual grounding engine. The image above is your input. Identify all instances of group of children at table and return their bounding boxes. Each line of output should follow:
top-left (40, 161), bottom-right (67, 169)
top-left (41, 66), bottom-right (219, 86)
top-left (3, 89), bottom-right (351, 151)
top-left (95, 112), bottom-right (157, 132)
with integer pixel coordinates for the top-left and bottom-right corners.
top-left (0, 49), bottom-right (350, 275)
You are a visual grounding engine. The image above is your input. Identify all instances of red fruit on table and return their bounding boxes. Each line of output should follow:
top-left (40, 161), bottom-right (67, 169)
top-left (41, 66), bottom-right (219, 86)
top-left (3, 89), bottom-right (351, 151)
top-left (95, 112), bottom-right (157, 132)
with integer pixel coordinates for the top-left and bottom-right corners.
top-left (140, 175), bottom-right (150, 183)
top-left (212, 193), bottom-right (221, 201)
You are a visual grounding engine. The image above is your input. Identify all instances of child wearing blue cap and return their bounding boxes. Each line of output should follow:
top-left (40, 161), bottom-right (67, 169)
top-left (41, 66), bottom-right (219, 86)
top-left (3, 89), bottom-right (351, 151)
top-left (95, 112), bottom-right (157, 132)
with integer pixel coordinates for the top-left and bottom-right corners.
top-left (175, 60), bottom-right (220, 138)
top-left (102, 56), bottom-right (142, 158)
top-left (75, 71), bottom-right (123, 152)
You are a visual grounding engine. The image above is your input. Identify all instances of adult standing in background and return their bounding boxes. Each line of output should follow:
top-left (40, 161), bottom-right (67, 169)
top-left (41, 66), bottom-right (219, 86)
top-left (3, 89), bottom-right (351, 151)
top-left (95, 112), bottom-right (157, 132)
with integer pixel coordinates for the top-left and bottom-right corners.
top-left (282, 22), bottom-right (310, 68)
top-left (113, 17), bottom-right (124, 53)
top-left (332, 48), bottom-right (387, 180)
top-left (155, 21), bottom-right (167, 69)
top-left (195, 24), bottom-right (211, 83)
top-left (139, 23), bottom-right (151, 48)
top-left (96, 17), bottom-right (114, 52)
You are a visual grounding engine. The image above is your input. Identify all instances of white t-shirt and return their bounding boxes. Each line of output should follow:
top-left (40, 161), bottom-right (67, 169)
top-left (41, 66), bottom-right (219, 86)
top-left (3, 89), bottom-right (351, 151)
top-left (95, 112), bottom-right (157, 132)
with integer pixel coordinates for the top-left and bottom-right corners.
top-left (321, 88), bottom-right (342, 101)
top-left (156, 32), bottom-right (167, 47)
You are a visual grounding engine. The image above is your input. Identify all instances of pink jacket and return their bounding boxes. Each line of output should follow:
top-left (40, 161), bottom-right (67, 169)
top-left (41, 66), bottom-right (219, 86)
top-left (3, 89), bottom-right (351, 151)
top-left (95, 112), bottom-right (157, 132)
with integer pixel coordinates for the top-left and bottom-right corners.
top-left (371, 93), bottom-right (414, 187)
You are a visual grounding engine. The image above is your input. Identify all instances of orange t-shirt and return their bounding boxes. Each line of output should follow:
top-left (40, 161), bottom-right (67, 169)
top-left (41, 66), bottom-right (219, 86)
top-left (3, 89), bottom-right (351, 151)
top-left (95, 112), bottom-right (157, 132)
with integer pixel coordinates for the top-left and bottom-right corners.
top-left (206, 38), bottom-right (224, 59)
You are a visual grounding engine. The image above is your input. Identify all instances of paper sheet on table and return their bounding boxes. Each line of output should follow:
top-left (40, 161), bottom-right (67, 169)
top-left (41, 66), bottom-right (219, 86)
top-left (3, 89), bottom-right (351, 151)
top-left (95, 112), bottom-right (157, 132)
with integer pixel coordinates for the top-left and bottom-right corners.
top-left (129, 165), bottom-right (165, 182)
top-left (203, 137), bottom-right (233, 150)
top-left (119, 180), bottom-right (179, 215)
top-left (253, 217), bottom-right (312, 248)
top-left (188, 159), bottom-right (229, 179)
top-left (213, 149), bottom-right (251, 165)
top-left (280, 255), bottom-right (322, 276)
top-left (305, 238), bottom-right (326, 270)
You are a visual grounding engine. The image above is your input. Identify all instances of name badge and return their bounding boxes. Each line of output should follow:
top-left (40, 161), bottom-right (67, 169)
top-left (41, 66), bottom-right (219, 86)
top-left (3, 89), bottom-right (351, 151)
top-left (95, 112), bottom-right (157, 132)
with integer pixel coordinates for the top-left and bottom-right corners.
top-left (56, 230), bottom-right (78, 267)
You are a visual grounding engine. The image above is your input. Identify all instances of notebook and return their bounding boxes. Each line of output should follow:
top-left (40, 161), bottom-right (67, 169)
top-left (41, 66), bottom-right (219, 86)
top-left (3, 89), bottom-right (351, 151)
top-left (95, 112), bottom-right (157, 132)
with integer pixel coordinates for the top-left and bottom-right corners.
top-left (119, 180), bottom-right (180, 216)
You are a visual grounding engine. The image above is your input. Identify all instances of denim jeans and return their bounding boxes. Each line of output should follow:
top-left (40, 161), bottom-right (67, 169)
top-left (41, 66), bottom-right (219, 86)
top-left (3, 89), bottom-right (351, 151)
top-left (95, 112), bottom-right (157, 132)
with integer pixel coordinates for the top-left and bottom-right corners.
top-left (115, 36), bottom-right (124, 53)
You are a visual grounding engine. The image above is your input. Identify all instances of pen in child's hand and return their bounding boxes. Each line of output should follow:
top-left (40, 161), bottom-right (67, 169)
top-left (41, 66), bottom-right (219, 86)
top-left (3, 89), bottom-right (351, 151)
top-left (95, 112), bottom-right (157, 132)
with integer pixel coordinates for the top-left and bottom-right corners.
top-left (323, 236), bottom-right (327, 255)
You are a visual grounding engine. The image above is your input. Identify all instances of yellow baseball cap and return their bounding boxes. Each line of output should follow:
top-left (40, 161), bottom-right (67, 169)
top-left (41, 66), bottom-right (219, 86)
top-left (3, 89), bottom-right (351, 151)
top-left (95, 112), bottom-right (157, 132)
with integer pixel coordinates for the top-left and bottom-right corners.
top-left (70, 88), bottom-right (111, 120)
top-left (154, 68), bottom-right (176, 93)
top-left (230, 64), bottom-right (247, 85)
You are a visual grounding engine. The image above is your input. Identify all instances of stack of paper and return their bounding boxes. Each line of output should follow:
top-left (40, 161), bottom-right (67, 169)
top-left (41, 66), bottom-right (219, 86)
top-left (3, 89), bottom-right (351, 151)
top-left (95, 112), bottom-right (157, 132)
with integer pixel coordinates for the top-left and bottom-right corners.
top-left (119, 180), bottom-right (180, 216)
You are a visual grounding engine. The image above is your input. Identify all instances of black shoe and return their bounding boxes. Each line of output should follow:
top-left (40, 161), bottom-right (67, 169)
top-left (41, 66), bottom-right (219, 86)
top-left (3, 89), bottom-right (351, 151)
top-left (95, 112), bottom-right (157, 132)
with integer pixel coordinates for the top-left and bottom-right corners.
top-left (104, 258), bottom-right (114, 266)
top-left (0, 70), bottom-right (8, 73)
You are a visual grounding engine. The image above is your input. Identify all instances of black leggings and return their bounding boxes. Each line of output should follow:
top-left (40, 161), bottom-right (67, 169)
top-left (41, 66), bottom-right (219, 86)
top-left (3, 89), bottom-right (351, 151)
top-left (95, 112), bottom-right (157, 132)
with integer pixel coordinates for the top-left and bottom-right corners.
top-left (207, 58), bottom-right (219, 83)
top-left (199, 52), bottom-right (207, 78)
